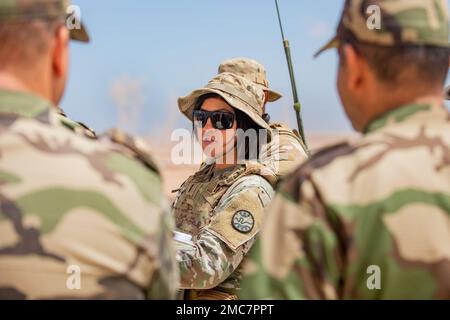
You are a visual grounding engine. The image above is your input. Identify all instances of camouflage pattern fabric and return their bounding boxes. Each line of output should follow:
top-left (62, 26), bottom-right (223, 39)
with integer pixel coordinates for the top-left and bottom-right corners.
top-left (0, 89), bottom-right (178, 299)
top-left (218, 58), bottom-right (282, 102)
top-left (178, 72), bottom-right (270, 131)
top-left (57, 109), bottom-right (96, 139)
top-left (173, 162), bottom-right (275, 299)
top-left (315, 0), bottom-right (449, 57)
top-left (261, 123), bottom-right (309, 178)
top-left (0, 0), bottom-right (89, 42)
top-left (240, 98), bottom-right (450, 299)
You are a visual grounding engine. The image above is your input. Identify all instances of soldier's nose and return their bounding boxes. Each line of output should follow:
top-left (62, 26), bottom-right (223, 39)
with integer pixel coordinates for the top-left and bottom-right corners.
top-left (203, 118), bottom-right (214, 130)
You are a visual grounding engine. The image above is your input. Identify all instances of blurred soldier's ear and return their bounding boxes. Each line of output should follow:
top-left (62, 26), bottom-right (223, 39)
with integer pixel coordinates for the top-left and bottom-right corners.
top-left (52, 25), bottom-right (70, 78)
top-left (51, 24), bottom-right (70, 104)
top-left (340, 44), bottom-right (366, 91)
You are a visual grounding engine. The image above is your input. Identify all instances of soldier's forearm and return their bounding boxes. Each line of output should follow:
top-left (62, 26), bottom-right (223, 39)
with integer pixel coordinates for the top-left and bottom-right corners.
top-left (176, 231), bottom-right (238, 290)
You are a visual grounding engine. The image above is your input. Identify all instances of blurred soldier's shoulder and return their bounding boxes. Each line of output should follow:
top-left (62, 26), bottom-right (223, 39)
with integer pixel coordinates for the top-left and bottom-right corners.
top-left (286, 101), bottom-right (450, 203)
top-left (260, 122), bottom-right (308, 177)
top-left (0, 90), bottom-right (174, 299)
top-left (56, 109), bottom-right (97, 139)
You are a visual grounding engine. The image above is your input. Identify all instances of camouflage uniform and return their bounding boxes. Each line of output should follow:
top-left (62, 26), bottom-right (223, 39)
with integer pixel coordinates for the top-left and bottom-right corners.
top-left (0, 1), bottom-right (178, 300)
top-left (240, 0), bottom-right (450, 300)
top-left (57, 109), bottom-right (97, 140)
top-left (219, 58), bottom-right (309, 177)
top-left (174, 73), bottom-right (277, 299)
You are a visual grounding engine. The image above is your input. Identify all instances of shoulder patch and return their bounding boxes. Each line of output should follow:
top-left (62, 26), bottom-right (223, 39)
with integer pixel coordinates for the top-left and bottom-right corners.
top-left (232, 210), bottom-right (254, 234)
top-left (205, 186), bottom-right (268, 251)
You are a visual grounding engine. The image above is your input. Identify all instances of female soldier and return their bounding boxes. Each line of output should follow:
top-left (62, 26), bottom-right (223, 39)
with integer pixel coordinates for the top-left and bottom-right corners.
top-left (173, 72), bottom-right (278, 300)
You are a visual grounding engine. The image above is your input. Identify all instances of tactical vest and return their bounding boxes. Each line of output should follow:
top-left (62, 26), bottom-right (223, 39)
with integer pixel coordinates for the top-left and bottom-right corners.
top-left (173, 161), bottom-right (277, 300)
top-left (172, 161), bottom-right (277, 236)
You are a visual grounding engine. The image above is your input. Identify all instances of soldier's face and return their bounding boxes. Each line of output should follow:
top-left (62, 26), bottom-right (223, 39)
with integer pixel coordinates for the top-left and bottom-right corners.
top-left (197, 97), bottom-right (237, 160)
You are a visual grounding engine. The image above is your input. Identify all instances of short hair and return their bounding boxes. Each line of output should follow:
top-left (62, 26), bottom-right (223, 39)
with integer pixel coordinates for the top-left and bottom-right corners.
top-left (0, 19), bottom-right (62, 70)
top-left (339, 30), bottom-right (450, 86)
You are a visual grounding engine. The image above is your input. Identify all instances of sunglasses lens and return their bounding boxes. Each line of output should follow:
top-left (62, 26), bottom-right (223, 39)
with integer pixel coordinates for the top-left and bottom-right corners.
top-left (193, 110), bottom-right (207, 127)
top-left (212, 112), bottom-right (234, 130)
top-left (193, 110), bottom-right (235, 130)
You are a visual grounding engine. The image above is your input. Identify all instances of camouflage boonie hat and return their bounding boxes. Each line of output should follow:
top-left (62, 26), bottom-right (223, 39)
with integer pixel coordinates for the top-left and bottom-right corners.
top-left (219, 58), bottom-right (282, 102)
top-left (445, 85), bottom-right (450, 100)
top-left (178, 72), bottom-right (270, 131)
top-left (0, 0), bottom-right (89, 42)
top-left (315, 0), bottom-right (449, 57)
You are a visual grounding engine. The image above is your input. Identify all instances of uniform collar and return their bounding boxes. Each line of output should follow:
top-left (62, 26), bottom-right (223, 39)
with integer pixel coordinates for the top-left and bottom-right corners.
top-left (0, 89), bottom-right (54, 118)
top-left (364, 97), bottom-right (445, 134)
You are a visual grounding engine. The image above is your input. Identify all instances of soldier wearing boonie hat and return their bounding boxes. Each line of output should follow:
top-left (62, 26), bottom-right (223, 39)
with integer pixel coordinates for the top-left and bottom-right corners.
top-left (174, 72), bottom-right (278, 300)
top-left (240, 0), bottom-right (450, 300)
top-left (218, 58), bottom-right (309, 177)
top-left (178, 72), bottom-right (271, 132)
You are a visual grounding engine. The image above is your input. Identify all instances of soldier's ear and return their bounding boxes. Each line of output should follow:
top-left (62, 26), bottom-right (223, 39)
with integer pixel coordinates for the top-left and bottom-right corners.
top-left (52, 25), bottom-right (70, 79)
top-left (342, 44), bottom-right (365, 91)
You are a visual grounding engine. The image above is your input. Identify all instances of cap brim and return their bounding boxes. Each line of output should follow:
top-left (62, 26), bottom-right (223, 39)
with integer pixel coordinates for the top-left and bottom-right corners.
top-left (314, 35), bottom-right (340, 58)
top-left (445, 85), bottom-right (450, 100)
top-left (266, 88), bottom-right (282, 102)
top-left (70, 22), bottom-right (89, 42)
top-left (178, 88), bottom-right (271, 131)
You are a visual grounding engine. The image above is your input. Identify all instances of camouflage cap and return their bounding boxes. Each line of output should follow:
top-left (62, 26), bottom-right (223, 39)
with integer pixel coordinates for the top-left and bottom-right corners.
top-left (178, 72), bottom-right (270, 131)
top-left (0, 0), bottom-right (89, 42)
top-left (315, 0), bottom-right (449, 57)
top-left (445, 85), bottom-right (450, 100)
top-left (218, 58), bottom-right (282, 102)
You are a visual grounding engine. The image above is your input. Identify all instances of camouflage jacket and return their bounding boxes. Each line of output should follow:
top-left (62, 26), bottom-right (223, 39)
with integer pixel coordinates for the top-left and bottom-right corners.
top-left (261, 122), bottom-right (309, 178)
top-left (0, 89), bottom-right (178, 299)
top-left (173, 162), bottom-right (276, 298)
top-left (240, 98), bottom-right (450, 300)
top-left (56, 108), bottom-right (96, 140)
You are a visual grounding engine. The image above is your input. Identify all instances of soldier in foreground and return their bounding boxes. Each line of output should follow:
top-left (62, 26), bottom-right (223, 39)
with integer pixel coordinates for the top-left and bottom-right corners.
top-left (240, 0), bottom-right (450, 300)
top-left (0, 0), bottom-right (177, 299)
top-left (173, 73), bottom-right (277, 299)
top-left (218, 58), bottom-right (309, 177)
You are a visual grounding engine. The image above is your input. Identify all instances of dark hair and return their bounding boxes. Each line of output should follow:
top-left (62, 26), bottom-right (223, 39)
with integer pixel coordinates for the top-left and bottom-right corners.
top-left (339, 30), bottom-right (450, 86)
top-left (194, 93), bottom-right (268, 161)
top-left (0, 18), bottom-right (62, 70)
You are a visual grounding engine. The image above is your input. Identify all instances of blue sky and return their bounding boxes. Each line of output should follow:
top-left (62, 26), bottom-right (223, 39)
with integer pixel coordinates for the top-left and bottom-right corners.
top-left (62, 0), bottom-right (450, 138)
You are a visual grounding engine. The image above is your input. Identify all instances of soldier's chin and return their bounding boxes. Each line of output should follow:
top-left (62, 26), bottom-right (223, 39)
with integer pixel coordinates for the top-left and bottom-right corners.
top-left (203, 147), bottom-right (227, 164)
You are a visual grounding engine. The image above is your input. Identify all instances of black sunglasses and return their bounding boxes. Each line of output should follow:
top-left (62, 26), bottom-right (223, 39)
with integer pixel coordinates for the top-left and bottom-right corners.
top-left (192, 110), bottom-right (236, 130)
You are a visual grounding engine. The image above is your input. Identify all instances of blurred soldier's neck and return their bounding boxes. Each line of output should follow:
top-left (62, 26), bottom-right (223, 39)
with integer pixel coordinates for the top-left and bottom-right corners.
top-left (358, 82), bottom-right (444, 132)
top-left (0, 68), bottom-right (54, 106)
top-left (0, 72), bottom-right (29, 92)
